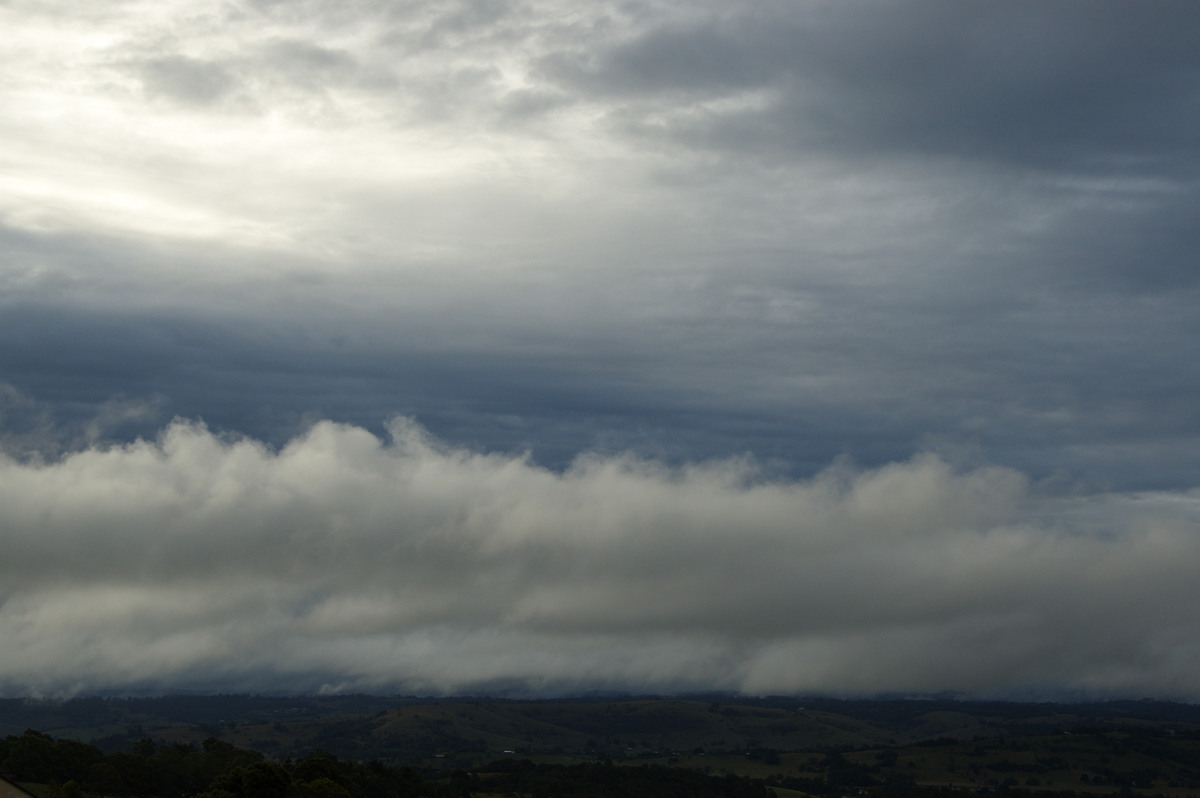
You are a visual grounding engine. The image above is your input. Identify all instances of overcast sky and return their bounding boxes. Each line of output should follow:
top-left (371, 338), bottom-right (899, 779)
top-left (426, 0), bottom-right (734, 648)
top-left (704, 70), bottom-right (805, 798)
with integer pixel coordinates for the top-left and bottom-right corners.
top-left (3, 0), bottom-right (1200, 699)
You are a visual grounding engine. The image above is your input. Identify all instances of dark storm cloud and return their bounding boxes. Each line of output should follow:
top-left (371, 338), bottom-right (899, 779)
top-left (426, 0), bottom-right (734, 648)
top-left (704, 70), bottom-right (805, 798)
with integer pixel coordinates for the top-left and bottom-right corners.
top-left (3, 205), bottom-right (1198, 488)
top-left (1032, 185), bottom-right (1200, 293)
top-left (542, 1), bottom-right (1200, 171)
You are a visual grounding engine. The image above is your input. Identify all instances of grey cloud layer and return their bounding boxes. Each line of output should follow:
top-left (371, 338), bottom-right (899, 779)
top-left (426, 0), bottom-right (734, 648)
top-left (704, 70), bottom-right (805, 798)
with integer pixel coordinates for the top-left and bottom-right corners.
top-left (2, 419), bottom-right (1199, 697)
top-left (4, 3), bottom-right (1198, 480)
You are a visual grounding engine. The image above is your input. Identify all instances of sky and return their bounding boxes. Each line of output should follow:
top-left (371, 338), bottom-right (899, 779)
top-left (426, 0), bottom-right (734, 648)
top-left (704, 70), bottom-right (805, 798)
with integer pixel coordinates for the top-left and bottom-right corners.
top-left (2, 0), bottom-right (1200, 699)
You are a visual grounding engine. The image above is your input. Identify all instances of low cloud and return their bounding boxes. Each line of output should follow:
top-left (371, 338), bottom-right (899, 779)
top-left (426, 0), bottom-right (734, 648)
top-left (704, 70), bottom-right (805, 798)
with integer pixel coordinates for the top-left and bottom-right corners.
top-left (1, 418), bottom-right (1197, 698)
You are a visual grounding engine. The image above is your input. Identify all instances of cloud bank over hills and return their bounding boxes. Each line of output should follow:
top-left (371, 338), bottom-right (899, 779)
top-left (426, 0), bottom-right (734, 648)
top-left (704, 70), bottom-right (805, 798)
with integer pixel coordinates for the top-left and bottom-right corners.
top-left (2, 419), bottom-right (1198, 698)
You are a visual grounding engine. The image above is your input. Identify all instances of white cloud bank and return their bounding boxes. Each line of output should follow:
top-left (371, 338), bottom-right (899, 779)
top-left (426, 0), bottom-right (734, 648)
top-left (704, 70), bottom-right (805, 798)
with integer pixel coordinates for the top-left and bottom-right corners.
top-left (1, 418), bottom-right (1198, 698)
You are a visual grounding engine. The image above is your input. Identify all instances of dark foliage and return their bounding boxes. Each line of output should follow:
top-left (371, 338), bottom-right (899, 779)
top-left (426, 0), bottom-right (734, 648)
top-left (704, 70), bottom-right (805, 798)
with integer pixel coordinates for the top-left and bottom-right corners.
top-left (0, 729), bottom-right (778, 798)
top-left (476, 759), bottom-right (767, 798)
top-left (0, 730), bottom-right (430, 798)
